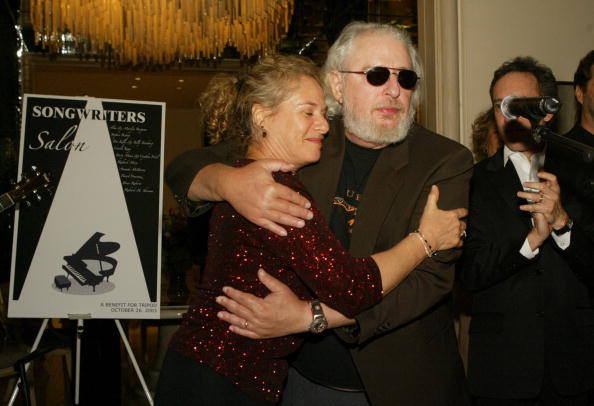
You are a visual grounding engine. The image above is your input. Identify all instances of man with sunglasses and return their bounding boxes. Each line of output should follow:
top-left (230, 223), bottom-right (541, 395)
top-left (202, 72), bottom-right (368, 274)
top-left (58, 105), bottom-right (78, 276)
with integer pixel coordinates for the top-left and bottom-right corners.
top-left (166, 21), bottom-right (472, 405)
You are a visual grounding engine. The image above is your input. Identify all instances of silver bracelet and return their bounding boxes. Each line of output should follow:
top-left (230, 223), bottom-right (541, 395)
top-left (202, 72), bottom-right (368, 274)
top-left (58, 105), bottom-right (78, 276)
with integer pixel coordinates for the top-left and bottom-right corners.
top-left (410, 230), bottom-right (435, 258)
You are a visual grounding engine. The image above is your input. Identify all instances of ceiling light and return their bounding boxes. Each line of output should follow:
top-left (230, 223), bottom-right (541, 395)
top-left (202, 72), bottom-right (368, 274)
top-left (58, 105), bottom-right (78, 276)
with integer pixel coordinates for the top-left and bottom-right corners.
top-left (30, 0), bottom-right (295, 65)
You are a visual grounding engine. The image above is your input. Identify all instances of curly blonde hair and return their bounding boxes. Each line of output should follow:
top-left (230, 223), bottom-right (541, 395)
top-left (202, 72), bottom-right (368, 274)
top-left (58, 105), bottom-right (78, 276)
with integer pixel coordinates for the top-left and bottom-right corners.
top-left (471, 107), bottom-right (500, 161)
top-left (198, 54), bottom-right (322, 156)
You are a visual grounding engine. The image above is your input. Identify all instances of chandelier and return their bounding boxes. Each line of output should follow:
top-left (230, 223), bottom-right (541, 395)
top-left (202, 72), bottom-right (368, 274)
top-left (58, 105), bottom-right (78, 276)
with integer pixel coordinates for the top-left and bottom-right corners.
top-left (29, 0), bottom-right (295, 65)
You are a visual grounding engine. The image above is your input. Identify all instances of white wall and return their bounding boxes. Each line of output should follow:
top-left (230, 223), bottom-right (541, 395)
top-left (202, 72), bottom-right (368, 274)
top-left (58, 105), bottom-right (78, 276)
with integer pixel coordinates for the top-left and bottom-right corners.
top-left (457, 0), bottom-right (594, 146)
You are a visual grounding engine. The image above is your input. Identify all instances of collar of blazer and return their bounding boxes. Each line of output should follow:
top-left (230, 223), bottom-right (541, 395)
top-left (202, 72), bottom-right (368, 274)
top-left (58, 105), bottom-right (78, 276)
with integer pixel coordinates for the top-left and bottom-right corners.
top-left (298, 119), bottom-right (411, 256)
top-left (484, 148), bottom-right (533, 228)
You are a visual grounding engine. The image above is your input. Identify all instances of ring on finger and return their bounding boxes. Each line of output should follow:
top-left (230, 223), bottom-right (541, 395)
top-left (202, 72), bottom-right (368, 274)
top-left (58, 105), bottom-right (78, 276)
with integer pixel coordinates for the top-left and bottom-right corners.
top-left (244, 321), bottom-right (248, 329)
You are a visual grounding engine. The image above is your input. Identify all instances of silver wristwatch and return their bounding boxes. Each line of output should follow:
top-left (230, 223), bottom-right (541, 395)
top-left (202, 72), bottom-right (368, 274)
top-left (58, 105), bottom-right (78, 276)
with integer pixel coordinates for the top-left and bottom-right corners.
top-left (308, 299), bottom-right (328, 334)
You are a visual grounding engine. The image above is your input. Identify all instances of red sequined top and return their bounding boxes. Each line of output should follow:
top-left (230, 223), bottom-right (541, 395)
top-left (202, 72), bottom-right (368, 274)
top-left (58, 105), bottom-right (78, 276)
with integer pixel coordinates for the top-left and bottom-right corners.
top-left (169, 163), bottom-right (382, 402)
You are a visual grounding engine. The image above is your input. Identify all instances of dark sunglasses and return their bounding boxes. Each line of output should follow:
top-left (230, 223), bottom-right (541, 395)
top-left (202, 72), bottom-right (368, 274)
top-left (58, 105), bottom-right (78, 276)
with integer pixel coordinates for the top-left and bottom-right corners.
top-left (339, 66), bottom-right (419, 90)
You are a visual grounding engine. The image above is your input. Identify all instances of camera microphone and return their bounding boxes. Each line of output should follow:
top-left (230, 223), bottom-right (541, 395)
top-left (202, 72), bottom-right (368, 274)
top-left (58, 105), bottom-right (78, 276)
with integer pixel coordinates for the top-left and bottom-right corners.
top-left (500, 95), bottom-right (561, 120)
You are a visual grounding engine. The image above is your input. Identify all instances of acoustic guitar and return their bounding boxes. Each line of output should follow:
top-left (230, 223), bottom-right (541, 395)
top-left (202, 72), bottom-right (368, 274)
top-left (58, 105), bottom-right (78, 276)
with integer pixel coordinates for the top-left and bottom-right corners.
top-left (0, 167), bottom-right (52, 214)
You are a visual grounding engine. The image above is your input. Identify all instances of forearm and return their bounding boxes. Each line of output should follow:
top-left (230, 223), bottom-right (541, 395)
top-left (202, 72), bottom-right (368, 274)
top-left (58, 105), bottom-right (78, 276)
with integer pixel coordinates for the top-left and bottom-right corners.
top-left (323, 303), bottom-right (355, 328)
top-left (189, 163), bottom-right (235, 202)
top-left (372, 234), bottom-right (426, 294)
top-left (526, 229), bottom-right (547, 252)
top-left (165, 143), bottom-right (233, 204)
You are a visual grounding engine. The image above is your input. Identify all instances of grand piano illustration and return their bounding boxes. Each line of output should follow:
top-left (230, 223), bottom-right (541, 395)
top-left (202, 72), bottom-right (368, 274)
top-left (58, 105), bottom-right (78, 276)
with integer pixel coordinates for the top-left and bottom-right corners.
top-left (55, 232), bottom-right (120, 292)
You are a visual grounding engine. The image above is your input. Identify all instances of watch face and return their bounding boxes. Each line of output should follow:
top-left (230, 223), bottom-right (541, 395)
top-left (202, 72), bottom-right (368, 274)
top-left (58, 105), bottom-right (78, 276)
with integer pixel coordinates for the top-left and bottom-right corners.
top-left (310, 317), bottom-right (328, 333)
top-left (309, 299), bottom-right (328, 333)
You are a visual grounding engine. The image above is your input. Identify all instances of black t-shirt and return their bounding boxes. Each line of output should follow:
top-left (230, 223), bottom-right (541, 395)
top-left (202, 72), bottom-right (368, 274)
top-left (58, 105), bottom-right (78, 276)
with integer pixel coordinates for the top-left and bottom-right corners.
top-left (292, 138), bottom-right (381, 390)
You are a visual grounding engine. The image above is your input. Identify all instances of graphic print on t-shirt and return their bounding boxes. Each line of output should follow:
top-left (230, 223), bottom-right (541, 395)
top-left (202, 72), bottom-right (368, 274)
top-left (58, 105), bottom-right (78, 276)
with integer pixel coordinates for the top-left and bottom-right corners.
top-left (333, 190), bottom-right (361, 234)
top-left (330, 139), bottom-right (381, 249)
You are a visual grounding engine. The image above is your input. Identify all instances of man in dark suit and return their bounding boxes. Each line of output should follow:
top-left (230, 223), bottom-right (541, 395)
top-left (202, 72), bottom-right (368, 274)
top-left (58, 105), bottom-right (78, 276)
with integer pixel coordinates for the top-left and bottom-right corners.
top-left (568, 50), bottom-right (594, 147)
top-left (166, 22), bottom-right (472, 405)
top-left (559, 50), bottom-right (594, 202)
top-left (460, 56), bottom-right (594, 405)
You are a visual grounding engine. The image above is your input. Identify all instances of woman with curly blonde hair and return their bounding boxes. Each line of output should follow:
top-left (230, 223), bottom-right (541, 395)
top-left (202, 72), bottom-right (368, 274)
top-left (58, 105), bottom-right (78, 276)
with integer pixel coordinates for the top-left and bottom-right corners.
top-left (471, 107), bottom-right (501, 161)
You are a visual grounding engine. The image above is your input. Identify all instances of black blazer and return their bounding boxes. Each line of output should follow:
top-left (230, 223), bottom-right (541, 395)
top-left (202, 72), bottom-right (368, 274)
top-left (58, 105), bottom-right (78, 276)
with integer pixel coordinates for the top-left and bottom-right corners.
top-left (460, 148), bottom-right (594, 399)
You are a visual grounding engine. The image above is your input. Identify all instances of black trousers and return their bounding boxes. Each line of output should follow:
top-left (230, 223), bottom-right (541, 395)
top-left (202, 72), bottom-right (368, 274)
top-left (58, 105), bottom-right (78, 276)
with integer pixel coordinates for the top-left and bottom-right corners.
top-left (154, 349), bottom-right (276, 406)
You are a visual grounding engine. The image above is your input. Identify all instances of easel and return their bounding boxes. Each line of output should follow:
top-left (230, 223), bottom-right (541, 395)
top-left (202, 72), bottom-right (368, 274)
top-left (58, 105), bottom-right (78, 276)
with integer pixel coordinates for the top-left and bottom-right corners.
top-left (8, 316), bottom-right (154, 406)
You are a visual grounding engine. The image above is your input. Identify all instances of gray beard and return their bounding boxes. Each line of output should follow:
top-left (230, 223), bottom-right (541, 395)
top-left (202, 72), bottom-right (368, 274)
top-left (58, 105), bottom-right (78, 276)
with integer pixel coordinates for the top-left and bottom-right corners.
top-left (343, 103), bottom-right (415, 145)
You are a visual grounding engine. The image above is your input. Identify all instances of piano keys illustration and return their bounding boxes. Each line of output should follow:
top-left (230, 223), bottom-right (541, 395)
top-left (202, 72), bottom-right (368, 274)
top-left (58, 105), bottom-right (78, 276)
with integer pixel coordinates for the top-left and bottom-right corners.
top-left (56, 232), bottom-right (120, 292)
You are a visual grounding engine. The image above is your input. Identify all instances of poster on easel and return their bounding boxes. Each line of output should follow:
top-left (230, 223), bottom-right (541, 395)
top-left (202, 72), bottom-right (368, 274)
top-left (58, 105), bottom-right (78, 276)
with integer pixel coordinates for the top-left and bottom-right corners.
top-left (8, 94), bottom-right (165, 319)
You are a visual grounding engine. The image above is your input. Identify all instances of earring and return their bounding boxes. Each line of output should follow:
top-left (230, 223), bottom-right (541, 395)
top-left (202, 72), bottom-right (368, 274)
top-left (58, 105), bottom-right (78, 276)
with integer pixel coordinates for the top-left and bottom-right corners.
top-left (261, 125), bottom-right (267, 137)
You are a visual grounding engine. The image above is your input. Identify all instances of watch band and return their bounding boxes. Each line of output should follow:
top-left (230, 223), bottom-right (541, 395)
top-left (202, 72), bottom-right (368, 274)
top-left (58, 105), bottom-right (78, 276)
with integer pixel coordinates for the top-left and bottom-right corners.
top-left (308, 299), bottom-right (328, 334)
top-left (553, 218), bottom-right (573, 236)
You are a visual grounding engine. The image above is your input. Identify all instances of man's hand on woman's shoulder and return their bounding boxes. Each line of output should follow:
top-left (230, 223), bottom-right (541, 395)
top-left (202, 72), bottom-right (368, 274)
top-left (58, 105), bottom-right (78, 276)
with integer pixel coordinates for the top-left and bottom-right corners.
top-left (194, 159), bottom-right (313, 236)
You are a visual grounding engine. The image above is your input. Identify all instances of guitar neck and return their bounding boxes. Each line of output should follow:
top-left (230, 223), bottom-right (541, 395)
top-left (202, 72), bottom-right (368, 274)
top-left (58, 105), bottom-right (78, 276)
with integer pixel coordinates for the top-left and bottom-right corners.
top-left (0, 192), bottom-right (15, 213)
top-left (0, 170), bottom-right (51, 214)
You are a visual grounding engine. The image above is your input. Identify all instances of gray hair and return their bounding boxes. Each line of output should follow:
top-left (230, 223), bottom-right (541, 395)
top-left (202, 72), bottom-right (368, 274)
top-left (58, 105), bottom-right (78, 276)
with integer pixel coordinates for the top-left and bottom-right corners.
top-left (322, 21), bottom-right (423, 117)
